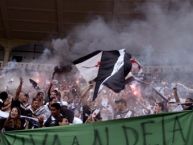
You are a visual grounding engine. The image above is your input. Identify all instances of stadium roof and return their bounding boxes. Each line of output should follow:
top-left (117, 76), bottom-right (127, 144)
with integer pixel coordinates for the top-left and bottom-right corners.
top-left (0, 0), bottom-right (145, 41)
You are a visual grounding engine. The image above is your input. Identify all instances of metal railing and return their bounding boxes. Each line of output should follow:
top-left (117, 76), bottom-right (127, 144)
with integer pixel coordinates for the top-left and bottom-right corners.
top-left (143, 65), bottom-right (193, 74)
top-left (16, 62), bottom-right (55, 71)
top-left (0, 61), bottom-right (193, 73)
top-left (0, 62), bottom-right (55, 72)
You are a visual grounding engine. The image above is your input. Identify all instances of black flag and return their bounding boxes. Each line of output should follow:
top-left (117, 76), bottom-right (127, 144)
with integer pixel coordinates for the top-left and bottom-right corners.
top-left (73, 49), bottom-right (132, 100)
top-left (29, 79), bottom-right (40, 90)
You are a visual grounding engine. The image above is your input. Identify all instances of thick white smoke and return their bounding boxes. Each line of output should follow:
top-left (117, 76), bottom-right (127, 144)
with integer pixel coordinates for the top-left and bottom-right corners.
top-left (1, 0), bottom-right (193, 96)
top-left (46, 0), bottom-right (193, 66)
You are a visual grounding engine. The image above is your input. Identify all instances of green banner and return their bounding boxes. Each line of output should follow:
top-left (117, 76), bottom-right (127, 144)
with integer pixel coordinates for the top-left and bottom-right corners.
top-left (1, 111), bottom-right (193, 145)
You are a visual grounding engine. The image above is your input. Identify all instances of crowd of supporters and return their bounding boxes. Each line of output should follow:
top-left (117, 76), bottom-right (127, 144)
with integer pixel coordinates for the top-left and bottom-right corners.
top-left (0, 73), bottom-right (193, 132)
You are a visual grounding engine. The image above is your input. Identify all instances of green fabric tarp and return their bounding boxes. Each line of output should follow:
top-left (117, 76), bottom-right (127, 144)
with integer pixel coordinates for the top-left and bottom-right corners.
top-left (0, 111), bottom-right (193, 145)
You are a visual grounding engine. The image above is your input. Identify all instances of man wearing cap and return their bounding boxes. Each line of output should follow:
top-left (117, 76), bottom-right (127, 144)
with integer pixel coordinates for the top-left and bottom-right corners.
top-left (183, 98), bottom-right (193, 110)
top-left (114, 98), bottom-right (133, 119)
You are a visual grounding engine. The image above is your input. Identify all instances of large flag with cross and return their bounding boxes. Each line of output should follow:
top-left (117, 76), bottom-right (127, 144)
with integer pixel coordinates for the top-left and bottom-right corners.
top-left (73, 49), bottom-right (132, 100)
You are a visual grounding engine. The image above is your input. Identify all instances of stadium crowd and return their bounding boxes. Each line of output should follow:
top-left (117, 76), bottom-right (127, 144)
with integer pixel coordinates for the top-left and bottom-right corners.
top-left (0, 72), bottom-right (193, 131)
